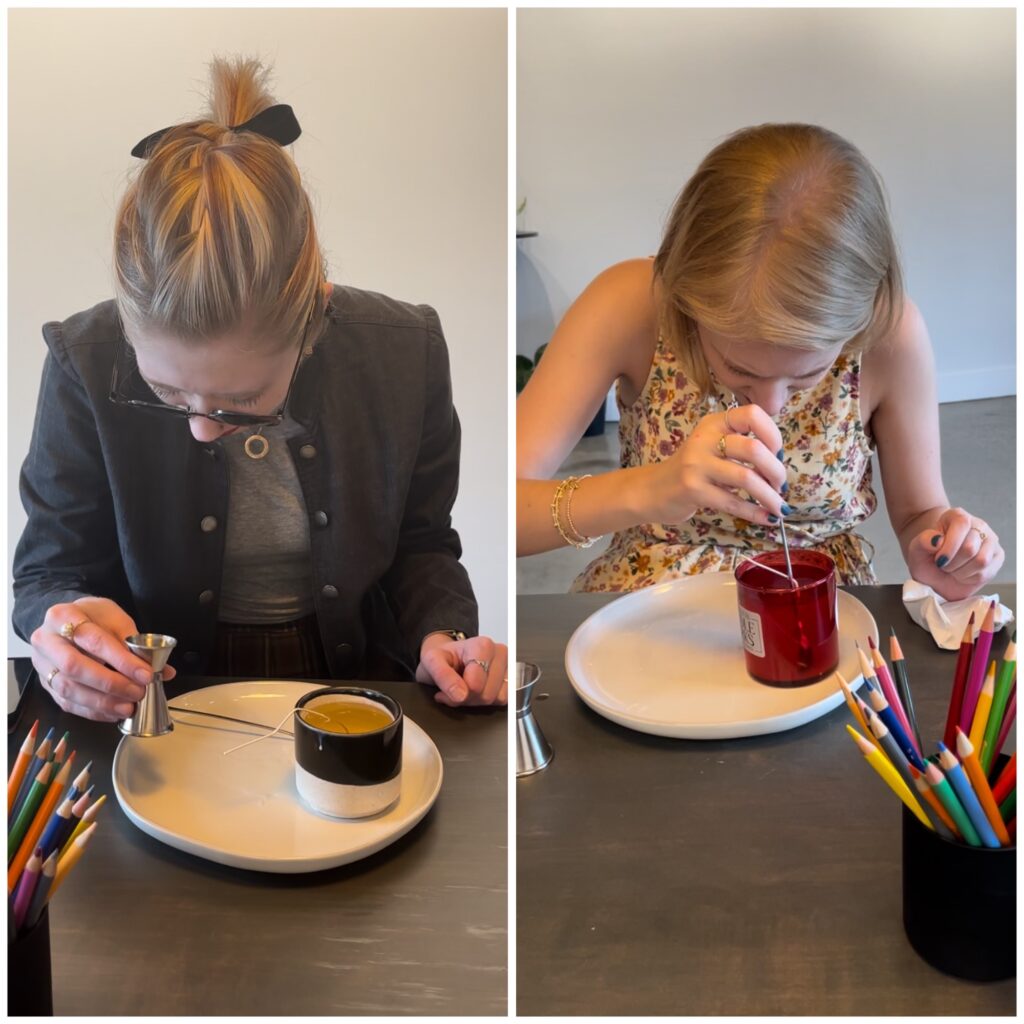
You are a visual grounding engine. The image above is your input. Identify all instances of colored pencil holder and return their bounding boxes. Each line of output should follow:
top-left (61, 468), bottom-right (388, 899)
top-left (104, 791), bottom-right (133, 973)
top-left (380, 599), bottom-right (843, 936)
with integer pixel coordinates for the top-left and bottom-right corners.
top-left (294, 687), bottom-right (403, 819)
top-left (902, 760), bottom-right (1015, 981)
top-left (8, 905), bottom-right (53, 1016)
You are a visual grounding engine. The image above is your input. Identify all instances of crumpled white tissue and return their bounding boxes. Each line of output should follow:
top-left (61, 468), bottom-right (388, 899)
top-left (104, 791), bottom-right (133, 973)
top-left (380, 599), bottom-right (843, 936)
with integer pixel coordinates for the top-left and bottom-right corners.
top-left (901, 581), bottom-right (1014, 650)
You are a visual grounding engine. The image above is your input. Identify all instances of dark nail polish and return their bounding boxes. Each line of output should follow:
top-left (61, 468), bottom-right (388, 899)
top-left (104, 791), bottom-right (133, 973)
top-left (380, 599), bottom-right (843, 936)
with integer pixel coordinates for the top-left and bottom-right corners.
top-left (776, 449), bottom-right (785, 461)
top-left (936, 555), bottom-right (949, 568)
top-left (781, 503), bottom-right (794, 516)
top-left (930, 534), bottom-right (941, 548)
top-left (767, 514), bottom-right (780, 524)
top-left (780, 481), bottom-right (789, 496)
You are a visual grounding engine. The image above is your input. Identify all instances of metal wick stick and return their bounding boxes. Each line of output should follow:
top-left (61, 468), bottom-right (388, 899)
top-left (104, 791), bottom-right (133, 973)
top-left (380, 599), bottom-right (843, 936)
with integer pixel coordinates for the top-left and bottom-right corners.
top-left (778, 519), bottom-right (796, 587)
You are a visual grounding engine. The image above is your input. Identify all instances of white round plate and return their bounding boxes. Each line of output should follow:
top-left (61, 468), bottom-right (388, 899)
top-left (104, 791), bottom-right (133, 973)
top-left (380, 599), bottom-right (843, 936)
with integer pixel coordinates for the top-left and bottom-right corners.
top-left (565, 575), bottom-right (877, 739)
top-left (112, 681), bottom-right (443, 873)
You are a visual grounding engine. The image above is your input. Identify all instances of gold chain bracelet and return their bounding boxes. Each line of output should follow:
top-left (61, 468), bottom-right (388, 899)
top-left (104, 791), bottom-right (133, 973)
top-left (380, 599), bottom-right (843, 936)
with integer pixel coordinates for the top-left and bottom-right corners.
top-left (550, 474), bottom-right (601, 549)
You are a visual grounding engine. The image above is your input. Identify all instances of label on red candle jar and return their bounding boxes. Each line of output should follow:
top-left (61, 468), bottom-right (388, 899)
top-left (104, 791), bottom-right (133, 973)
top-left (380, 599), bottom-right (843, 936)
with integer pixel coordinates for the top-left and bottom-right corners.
top-left (739, 607), bottom-right (765, 657)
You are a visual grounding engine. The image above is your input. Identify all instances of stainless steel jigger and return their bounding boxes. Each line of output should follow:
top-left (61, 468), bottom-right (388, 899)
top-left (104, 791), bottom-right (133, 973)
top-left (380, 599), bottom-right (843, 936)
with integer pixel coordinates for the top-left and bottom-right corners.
top-left (118, 634), bottom-right (176, 737)
top-left (516, 661), bottom-right (553, 777)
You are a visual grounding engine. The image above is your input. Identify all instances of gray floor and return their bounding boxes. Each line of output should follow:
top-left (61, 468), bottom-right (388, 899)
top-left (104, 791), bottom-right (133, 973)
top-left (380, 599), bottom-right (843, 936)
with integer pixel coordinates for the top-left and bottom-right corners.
top-left (518, 397), bottom-right (1016, 593)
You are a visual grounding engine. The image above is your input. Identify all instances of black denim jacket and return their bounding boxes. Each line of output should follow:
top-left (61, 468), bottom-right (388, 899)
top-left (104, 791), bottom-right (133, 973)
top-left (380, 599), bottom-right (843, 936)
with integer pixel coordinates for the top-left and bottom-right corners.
top-left (12, 285), bottom-right (479, 678)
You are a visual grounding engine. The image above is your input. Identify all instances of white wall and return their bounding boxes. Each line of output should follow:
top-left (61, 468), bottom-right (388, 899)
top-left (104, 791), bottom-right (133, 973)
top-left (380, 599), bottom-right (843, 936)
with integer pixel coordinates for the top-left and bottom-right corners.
top-left (517, 7), bottom-right (1015, 411)
top-left (7, 8), bottom-right (507, 654)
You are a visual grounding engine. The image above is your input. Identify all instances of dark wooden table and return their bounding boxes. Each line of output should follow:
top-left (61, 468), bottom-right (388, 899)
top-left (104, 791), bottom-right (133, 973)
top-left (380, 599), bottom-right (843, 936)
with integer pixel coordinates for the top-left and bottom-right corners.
top-left (8, 665), bottom-right (507, 1016)
top-left (517, 586), bottom-right (1016, 1016)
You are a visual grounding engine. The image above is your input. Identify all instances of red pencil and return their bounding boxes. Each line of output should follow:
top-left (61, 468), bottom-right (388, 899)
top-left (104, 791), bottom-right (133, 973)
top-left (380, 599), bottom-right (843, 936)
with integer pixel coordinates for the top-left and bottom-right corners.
top-left (992, 752), bottom-right (1016, 804)
top-left (944, 613), bottom-right (976, 749)
top-left (991, 686), bottom-right (1016, 763)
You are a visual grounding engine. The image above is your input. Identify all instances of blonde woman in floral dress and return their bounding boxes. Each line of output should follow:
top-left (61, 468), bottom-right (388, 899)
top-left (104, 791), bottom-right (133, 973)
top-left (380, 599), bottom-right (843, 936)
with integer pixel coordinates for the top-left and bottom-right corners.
top-left (517, 124), bottom-right (1003, 601)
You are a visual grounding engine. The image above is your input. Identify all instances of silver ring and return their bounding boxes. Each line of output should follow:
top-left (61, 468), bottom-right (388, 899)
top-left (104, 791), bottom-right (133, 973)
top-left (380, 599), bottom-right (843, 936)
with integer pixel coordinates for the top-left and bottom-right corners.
top-left (59, 620), bottom-right (87, 642)
top-left (724, 406), bottom-right (736, 433)
top-left (466, 658), bottom-right (491, 675)
top-left (45, 667), bottom-right (59, 688)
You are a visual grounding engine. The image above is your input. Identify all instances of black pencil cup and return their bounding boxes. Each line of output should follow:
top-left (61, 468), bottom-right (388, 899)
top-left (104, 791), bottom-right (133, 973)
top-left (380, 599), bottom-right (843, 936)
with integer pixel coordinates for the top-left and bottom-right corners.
top-left (8, 905), bottom-right (53, 1015)
top-left (902, 788), bottom-right (1015, 981)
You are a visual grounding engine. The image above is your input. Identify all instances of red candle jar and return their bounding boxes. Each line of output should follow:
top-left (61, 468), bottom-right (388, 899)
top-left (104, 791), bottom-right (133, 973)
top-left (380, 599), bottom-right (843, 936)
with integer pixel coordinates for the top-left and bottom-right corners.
top-left (735, 550), bottom-right (839, 686)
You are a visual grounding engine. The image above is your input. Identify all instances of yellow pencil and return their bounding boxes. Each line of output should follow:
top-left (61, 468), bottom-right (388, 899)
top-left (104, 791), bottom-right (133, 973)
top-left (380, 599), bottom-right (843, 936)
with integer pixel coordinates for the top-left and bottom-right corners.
top-left (956, 728), bottom-right (1012, 846)
top-left (846, 725), bottom-right (932, 829)
top-left (61, 794), bottom-right (106, 853)
top-left (967, 662), bottom-right (996, 751)
top-left (836, 672), bottom-right (872, 739)
top-left (50, 823), bottom-right (97, 898)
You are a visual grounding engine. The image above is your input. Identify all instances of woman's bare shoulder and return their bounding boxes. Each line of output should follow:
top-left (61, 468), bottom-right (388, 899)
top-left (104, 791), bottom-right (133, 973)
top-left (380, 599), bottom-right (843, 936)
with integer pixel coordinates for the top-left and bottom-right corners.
top-left (860, 297), bottom-right (932, 419)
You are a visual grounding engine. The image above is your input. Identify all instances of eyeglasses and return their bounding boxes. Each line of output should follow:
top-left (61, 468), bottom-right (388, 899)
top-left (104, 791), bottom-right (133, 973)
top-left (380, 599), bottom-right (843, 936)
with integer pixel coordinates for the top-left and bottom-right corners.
top-left (109, 315), bottom-right (310, 427)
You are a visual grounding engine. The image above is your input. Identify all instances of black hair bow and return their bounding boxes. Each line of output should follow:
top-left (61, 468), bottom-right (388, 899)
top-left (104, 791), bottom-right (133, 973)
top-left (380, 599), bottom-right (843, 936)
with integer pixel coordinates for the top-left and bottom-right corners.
top-left (131, 103), bottom-right (301, 158)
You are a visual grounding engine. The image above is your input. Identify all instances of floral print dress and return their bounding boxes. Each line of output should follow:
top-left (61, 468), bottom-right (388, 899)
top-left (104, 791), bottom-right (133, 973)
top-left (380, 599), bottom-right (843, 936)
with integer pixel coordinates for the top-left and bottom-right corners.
top-left (572, 335), bottom-right (880, 592)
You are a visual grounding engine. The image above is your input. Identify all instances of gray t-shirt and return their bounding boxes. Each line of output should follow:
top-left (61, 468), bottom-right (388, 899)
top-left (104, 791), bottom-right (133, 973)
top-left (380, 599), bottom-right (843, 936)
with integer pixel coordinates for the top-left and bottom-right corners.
top-left (218, 415), bottom-right (314, 624)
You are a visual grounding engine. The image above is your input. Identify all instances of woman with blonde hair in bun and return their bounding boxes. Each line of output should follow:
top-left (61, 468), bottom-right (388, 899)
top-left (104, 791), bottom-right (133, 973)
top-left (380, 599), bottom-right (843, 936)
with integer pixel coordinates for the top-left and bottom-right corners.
top-left (15, 56), bottom-right (506, 721)
top-left (518, 124), bottom-right (1003, 599)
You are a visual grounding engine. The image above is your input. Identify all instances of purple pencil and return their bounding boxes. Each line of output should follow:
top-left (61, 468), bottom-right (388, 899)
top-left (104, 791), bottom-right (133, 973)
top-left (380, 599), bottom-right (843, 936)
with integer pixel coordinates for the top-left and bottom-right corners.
top-left (961, 601), bottom-right (996, 733)
top-left (12, 847), bottom-right (43, 932)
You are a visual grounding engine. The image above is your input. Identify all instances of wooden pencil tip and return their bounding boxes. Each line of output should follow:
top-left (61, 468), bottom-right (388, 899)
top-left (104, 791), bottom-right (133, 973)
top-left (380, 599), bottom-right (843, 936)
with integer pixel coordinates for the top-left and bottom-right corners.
top-left (867, 635), bottom-right (877, 650)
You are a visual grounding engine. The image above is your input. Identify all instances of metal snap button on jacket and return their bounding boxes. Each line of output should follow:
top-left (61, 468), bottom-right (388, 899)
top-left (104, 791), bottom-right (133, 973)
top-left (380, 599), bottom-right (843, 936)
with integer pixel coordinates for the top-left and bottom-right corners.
top-left (198, 589), bottom-right (215, 605)
top-left (321, 584), bottom-right (339, 599)
top-left (313, 511), bottom-right (328, 527)
top-left (200, 516), bottom-right (218, 532)
top-left (299, 444), bottom-right (317, 459)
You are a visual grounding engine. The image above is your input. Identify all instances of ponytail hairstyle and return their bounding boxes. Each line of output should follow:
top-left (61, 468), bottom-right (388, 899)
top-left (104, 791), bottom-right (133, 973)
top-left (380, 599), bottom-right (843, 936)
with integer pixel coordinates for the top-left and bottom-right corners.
top-left (653, 123), bottom-right (904, 394)
top-left (114, 56), bottom-right (328, 354)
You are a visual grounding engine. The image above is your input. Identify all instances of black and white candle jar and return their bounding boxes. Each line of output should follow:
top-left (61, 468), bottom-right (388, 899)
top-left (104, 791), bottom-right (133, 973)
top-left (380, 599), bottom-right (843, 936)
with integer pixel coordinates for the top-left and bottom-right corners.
top-left (294, 687), bottom-right (403, 819)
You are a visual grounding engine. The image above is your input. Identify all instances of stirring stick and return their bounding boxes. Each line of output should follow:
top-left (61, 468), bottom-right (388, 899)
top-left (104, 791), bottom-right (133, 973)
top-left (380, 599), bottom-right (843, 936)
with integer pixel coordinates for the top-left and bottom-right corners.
top-left (778, 520), bottom-right (795, 586)
top-left (737, 557), bottom-right (793, 583)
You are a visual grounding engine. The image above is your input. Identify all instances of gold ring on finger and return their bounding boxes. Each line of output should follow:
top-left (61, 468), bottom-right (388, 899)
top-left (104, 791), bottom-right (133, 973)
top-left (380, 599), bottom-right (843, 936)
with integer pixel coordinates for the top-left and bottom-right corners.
top-left (717, 434), bottom-right (728, 458)
top-left (724, 407), bottom-right (736, 433)
top-left (59, 620), bottom-right (86, 642)
top-left (45, 667), bottom-right (59, 688)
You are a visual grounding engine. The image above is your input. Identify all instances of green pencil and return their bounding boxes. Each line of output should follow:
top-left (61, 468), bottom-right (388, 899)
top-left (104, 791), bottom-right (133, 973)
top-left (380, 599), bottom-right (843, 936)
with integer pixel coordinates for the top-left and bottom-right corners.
top-left (924, 761), bottom-right (982, 846)
top-left (7, 762), bottom-right (53, 861)
top-left (981, 633), bottom-right (1016, 775)
top-left (999, 789), bottom-right (1016, 822)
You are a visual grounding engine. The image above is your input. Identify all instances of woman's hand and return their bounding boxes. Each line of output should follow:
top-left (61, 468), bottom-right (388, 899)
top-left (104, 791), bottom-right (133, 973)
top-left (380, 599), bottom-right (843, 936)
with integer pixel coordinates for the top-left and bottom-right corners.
top-left (416, 633), bottom-right (508, 707)
top-left (641, 404), bottom-right (789, 526)
top-left (30, 596), bottom-right (177, 722)
top-left (906, 508), bottom-right (1005, 602)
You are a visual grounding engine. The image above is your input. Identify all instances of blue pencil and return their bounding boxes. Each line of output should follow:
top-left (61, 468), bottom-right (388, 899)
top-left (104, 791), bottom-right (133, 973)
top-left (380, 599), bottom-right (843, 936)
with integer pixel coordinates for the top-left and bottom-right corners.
top-left (937, 743), bottom-right (1001, 849)
top-left (865, 687), bottom-right (927, 771)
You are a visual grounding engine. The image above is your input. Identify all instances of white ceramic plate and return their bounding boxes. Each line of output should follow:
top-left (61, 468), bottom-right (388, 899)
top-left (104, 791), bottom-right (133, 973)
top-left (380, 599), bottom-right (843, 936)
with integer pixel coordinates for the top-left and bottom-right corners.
top-left (565, 575), bottom-right (877, 739)
top-left (112, 681), bottom-right (442, 873)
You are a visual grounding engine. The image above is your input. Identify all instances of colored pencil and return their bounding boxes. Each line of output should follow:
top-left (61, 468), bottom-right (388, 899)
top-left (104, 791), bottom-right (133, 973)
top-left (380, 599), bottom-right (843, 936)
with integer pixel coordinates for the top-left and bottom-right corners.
top-left (846, 725), bottom-right (931, 828)
top-left (866, 712), bottom-right (948, 834)
top-left (991, 687), bottom-right (1015, 763)
top-left (50, 822), bottom-right (97, 899)
top-left (11, 848), bottom-right (43, 932)
top-left (999, 789), bottom-right (1016, 822)
top-left (909, 764), bottom-right (960, 838)
top-left (70, 761), bottom-right (92, 796)
top-left (10, 728), bottom-right (54, 824)
top-left (967, 662), bottom-right (996, 751)
top-left (50, 731), bottom-right (70, 767)
top-left (991, 754), bottom-right (1016, 804)
top-left (864, 686), bottom-right (926, 771)
top-left (888, 629), bottom-right (922, 753)
top-left (22, 849), bottom-right (57, 931)
top-left (944, 613), bottom-right (975, 749)
top-left (7, 761), bottom-right (53, 860)
top-left (9, 753), bottom-right (75, 893)
top-left (982, 635), bottom-right (1016, 773)
top-left (62, 794), bottom-right (106, 853)
top-left (1008, 816), bottom-right (1017, 842)
top-left (956, 728), bottom-right (1012, 845)
top-left (836, 672), bottom-right (879, 747)
top-left (7, 721), bottom-right (39, 815)
top-left (960, 601), bottom-right (996, 734)
top-left (37, 793), bottom-right (76, 861)
top-left (936, 743), bottom-right (1000, 848)
top-left (924, 761), bottom-right (981, 847)
top-left (52, 786), bottom-right (93, 856)
top-left (868, 636), bottom-right (918, 755)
